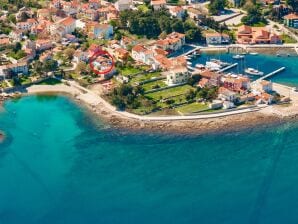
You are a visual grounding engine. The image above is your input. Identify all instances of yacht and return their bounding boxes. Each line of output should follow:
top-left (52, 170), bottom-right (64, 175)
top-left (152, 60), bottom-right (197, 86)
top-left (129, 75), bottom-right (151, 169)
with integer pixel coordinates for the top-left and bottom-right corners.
top-left (233, 54), bottom-right (245, 59)
top-left (195, 64), bottom-right (205, 69)
top-left (245, 68), bottom-right (264, 76)
top-left (250, 52), bottom-right (258, 55)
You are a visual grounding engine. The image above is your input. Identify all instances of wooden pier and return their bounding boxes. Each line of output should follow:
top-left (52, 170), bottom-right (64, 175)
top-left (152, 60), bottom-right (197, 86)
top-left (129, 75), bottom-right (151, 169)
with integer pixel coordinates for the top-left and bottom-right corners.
top-left (217, 63), bottom-right (238, 73)
top-left (256, 67), bottom-right (286, 82)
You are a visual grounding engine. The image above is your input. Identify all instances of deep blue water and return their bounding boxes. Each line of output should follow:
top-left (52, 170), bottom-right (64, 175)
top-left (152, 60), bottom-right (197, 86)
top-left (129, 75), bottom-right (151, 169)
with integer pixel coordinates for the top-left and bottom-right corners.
top-left (192, 53), bottom-right (298, 86)
top-left (1, 54), bottom-right (298, 224)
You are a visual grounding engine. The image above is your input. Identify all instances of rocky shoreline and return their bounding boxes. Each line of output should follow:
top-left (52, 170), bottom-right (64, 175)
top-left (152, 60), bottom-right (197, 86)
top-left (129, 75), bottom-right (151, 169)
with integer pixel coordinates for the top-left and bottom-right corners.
top-left (1, 81), bottom-right (297, 135)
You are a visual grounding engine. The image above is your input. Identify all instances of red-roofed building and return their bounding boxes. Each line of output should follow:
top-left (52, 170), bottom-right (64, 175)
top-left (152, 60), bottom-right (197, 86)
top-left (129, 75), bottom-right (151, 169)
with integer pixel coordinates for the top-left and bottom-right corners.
top-left (236, 25), bottom-right (281, 44)
top-left (284, 13), bottom-right (298, 28)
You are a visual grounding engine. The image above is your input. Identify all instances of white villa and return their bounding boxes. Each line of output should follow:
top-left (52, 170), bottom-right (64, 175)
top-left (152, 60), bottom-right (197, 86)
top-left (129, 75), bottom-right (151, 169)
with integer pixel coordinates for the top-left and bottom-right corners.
top-left (166, 67), bottom-right (190, 86)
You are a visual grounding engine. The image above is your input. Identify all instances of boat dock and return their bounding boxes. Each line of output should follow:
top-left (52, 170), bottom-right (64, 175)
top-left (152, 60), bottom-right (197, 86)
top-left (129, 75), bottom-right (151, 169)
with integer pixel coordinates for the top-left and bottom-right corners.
top-left (256, 67), bottom-right (286, 82)
top-left (182, 47), bottom-right (201, 56)
top-left (217, 63), bottom-right (238, 73)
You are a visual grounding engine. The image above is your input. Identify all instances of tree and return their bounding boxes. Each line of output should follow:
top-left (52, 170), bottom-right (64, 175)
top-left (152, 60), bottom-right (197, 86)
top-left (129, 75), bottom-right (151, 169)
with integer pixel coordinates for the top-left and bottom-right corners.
top-left (112, 95), bottom-right (126, 110)
top-left (287, 0), bottom-right (298, 13)
top-left (43, 59), bottom-right (58, 72)
top-left (76, 62), bottom-right (89, 75)
top-left (208, 0), bottom-right (227, 15)
top-left (185, 89), bottom-right (196, 101)
top-left (64, 48), bottom-right (75, 60)
top-left (241, 5), bottom-right (266, 26)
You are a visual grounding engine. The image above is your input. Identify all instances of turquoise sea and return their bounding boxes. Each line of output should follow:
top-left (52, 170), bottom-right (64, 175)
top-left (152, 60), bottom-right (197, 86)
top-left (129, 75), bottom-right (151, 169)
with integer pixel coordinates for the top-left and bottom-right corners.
top-left (192, 53), bottom-right (298, 86)
top-left (1, 54), bottom-right (298, 224)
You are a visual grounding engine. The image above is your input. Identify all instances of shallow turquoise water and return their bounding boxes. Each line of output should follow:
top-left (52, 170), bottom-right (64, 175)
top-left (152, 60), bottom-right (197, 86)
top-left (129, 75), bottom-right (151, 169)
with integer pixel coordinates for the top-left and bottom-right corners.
top-left (1, 53), bottom-right (298, 223)
top-left (1, 95), bottom-right (298, 223)
top-left (192, 53), bottom-right (298, 86)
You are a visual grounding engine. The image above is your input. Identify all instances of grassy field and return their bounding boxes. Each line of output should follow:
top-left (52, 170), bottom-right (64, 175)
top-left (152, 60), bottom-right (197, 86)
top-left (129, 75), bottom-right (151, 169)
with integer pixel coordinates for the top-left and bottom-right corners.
top-left (146, 85), bottom-right (194, 100)
top-left (130, 72), bottom-right (163, 83)
top-left (37, 78), bottom-right (62, 85)
top-left (141, 80), bottom-right (167, 91)
top-left (175, 102), bottom-right (208, 114)
top-left (119, 67), bottom-right (142, 76)
top-left (281, 34), bottom-right (297, 43)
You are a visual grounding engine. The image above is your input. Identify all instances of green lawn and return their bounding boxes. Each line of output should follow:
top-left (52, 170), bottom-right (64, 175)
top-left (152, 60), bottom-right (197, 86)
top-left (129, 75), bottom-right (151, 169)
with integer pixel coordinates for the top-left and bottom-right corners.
top-left (119, 67), bottom-right (142, 76)
top-left (130, 72), bottom-right (162, 83)
top-left (141, 80), bottom-right (167, 91)
top-left (37, 78), bottom-right (62, 85)
top-left (146, 85), bottom-right (194, 100)
top-left (19, 76), bottom-right (31, 85)
top-left (281, 34), bottom-right (297, 44)
top-left (175, 102), bottom-right (208, 114)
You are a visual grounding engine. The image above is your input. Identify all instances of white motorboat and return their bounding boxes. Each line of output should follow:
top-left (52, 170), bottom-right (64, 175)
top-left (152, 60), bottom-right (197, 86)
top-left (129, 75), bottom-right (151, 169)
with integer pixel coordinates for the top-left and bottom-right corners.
top-left (195, 64), bottom-right (205, 69)
top-left (187, 61), bottom-right (192, 66)
top-left (232, 54), bottom-right (245, 59)
top-left (206, 61), bottom-right (222, 71)
top-left (249, 52), bottom-right (258, 55)
top-left (245, 68), bottom-right (264, 76)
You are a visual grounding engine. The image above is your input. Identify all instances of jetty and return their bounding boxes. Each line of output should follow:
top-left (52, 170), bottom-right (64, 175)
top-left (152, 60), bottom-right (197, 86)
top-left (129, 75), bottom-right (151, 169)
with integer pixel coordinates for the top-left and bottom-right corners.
top-left (256, 67), bottom-right (286, 82)
top-left (182, 46), bottom-right (201, 56)
top-left (217, 63), bottom-right (238, 73)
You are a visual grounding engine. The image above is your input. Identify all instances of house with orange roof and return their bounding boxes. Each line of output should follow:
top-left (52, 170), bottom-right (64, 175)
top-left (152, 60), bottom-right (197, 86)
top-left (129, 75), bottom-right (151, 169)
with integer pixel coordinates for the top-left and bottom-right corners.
top-left (221, 75), bottom-right (250, 92)
top-left (89, 0), bottom-right (101, 9)
top-left (51, 16), bottom-right (76, 37)
top-left (88, 44), bottom-right (102, 56)
top-left (120, 36), bottom-right (137, 49)
top-left (61, 0), bottom-right (79, 16)
top-left (169, 6), bottom-right (185, 19)
top-left (154, 32), bottom-right (185, 52)
top-left (36, 39), bottom-right (53, 51)
top-left (200, 70), bottom-right (222, 86)
top-left (236, 25), bottom-right (281, 44)
top-left (16, 19), bottom-right (38, 31)
top-left (284, 13), bottom-right (298, 28)
top-left (132, 45), bottom-right (154, 65)
top-left (114, 48), bottom-right (129, 61)
top-left (39, 51), bottom-right (53, 62)
top-left (150, 0), bottom-right (166, 10)
top-left (83, 9), bottom-right (99, 21)
top-left (37, 9), bottom-right (51, 19)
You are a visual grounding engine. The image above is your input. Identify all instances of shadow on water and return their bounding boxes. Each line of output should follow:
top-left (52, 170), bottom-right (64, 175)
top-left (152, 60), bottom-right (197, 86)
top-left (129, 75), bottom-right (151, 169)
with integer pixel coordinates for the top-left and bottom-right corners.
top-left (249, 123), bottom-right (290, 224)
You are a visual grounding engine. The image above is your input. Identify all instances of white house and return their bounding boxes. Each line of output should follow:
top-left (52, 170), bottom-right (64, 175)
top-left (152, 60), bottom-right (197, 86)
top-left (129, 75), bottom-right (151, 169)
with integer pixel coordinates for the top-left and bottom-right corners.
top-left (51, 16), bottom-right (76, 36)
top-left (73, 50), bottom-right (89, 63)
top-left (131, 45), bottom-right (154, 65)
top-left (205, 32), bottom-right (230, 45)
top-left (166, 66), bottom-right (190, 86)
top-left (115, 0), bottom-right (132, 11)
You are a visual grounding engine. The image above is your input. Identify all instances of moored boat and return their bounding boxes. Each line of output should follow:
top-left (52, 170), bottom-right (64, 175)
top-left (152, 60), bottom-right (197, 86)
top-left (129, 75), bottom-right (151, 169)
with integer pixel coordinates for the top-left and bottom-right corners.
top-left (245, 68), bottom-right (264, 76)
top-left (232, 54), bottom-right (245, 59)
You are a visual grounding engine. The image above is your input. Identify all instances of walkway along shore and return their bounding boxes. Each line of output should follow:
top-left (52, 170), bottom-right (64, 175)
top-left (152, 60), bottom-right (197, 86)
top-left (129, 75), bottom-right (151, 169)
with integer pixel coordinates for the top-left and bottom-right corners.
top-left (24, 81), bottom-right (298, 134)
